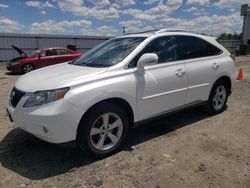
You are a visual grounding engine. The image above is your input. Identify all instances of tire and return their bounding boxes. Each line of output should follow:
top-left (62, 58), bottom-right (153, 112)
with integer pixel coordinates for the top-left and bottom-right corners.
top-left (205, 80), bottom-right (229, 115)
top-left (22, 63), bottom-right (35, 74)
top-left (77, 102), bottom-right (129, 158)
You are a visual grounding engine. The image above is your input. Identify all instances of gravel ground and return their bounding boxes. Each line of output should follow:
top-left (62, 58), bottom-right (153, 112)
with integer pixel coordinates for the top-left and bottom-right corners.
top-left (0, 57), bottom-right (249, 188)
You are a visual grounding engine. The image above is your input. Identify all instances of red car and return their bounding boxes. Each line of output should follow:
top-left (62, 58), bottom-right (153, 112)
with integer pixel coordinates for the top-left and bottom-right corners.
top-left (7, 45), bottom-right (82, 74)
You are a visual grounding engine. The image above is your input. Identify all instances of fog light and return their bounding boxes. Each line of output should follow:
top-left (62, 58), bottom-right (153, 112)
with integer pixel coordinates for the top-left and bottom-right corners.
top-left (43, 126), bottom-right (48, 133)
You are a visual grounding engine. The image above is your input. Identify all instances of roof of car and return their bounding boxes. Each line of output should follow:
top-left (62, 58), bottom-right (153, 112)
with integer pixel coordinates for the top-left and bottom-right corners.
top-left (120, 29), bottom-right (213, 39)
top-left (41, 47), bottom-right (70, 51)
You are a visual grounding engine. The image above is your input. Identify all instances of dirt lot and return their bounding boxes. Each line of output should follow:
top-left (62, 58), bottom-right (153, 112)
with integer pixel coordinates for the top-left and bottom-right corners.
top-left (0, 57), bottom-right (249, 188)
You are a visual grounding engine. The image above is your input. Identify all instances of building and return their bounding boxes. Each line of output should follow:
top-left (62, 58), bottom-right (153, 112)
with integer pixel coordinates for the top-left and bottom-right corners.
top-left (241, 4), bottom-right (250, 45)
top-left (0, 33), bottom-right (111, 61)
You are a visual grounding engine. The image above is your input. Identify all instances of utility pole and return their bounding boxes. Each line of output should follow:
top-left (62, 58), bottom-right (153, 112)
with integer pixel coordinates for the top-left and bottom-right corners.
top-left (122, 26), bottom-right (125, 35)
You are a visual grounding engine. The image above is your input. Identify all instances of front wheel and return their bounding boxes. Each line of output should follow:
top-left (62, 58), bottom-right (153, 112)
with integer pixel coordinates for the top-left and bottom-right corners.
top-left (206, 81), bottom-right (229, 115)
top-left (77, 103), bottom-right (129, 158)
top-left (22, 64), bottom-right (35, 74)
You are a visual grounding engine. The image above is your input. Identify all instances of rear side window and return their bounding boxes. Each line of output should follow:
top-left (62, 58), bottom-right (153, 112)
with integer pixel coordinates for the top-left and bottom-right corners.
top-left (129, 36), bottom-right (179, 67)
top-left (178, 36), bottom-right (222, 60)
top-left (45, 49), bottom-right (70, 56)
top-left (56, 49), bottom-right (69, 55)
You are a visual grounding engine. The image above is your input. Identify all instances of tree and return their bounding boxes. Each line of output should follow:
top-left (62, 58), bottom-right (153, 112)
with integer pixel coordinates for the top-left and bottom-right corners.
top-left (217, 32), bottom-right (242, 40)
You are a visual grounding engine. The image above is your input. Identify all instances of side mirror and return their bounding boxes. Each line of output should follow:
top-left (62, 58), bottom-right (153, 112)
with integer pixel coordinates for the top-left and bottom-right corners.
top-left (136, 53), bottom-right (158, 74)
top-left (37, 54), bottom-right (41, 59)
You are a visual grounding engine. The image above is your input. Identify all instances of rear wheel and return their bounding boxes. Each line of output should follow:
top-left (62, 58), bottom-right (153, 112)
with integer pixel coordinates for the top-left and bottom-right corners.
top-left (206, 80), bottom-right (229, 115)
top-left (77, 103), bottom-right (129, 158)
top-left (22, 64), bottom-right (34, 74)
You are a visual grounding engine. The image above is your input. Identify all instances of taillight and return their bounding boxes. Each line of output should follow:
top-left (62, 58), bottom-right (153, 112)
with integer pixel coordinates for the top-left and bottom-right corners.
top-left (230, 54), bottom-right (235, 61)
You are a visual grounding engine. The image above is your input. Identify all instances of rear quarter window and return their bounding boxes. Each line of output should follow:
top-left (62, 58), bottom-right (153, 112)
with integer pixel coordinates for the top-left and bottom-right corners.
top-left (178, 36), bottom-right (222, 60)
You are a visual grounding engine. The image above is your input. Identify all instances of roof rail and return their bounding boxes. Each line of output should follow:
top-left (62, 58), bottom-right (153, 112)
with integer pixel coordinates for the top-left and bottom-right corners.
top-left (155, 28), bottom-right (195, 34)
top-left (124, 29), bottom-right (159, 35)
top-left (124, 28), bottom-right (208, 36)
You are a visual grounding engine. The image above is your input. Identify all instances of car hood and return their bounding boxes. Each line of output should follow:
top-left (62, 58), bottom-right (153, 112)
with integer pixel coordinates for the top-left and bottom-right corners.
top-left (11, 45), bottom-right (26, 56)
top-left (9, 56), bottom-right (26, 63)
top-left (15, 63), bottom-right (108, 92)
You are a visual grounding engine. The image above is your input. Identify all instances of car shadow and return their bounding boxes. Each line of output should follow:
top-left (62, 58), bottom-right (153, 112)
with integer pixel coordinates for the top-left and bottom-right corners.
top-left (0, 107), bottom-right (210, 180)
top-left (5, 71), bottom-right (23, 76)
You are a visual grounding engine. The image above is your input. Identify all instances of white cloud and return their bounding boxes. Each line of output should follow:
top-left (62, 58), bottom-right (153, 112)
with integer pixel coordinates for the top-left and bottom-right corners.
top-left (214, 0), bottom-right (250, 9)
top-left (0, 3), bottom-right (8, 8)
top-left (144, 0), bottom-right (160, 5)
top-left (110, 3), bottom-right (121, 9)
top-left (119, 20), bottom-right (154, 34)
top-left (186, 6), bottom-right (198, 12)
top-left (185, 7), bottom-right (208, 16)
top-left (115, 0), bottom-right (135, 7)
top-left (81, 25), bottom-right (118, 36)
top-left (58, 0), bottom-right (119, 20)
top-left (43, 1), bottom-right (55, 8)
top-left (186, 0), bottom-right (209, 6)
top-left (87, 0), bottom-right (110, 7)
top-left (119, 20), bottom-right (143, 33)
top-left (0, 17), bottom-right (22, 32)
top-left (26, 1), bottom-right (40, 7)
top-left (31, 19), bottom-right (92, 34)
top-left (159, 13), bottom-right (242, 35)
top-left (122, 0), bottom-right (183, 20)
top-left (26, 1), bottom-right (55, 8)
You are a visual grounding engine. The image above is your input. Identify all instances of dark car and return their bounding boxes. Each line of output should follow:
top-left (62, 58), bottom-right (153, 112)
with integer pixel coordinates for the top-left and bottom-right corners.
top-left (7, 45), bottom-right (82, 74)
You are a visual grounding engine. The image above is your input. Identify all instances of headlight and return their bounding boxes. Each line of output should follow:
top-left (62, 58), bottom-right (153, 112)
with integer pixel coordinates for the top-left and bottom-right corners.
top-left (23, 87), bottom-right (69, 107)
top-left (9, 59), bottom-right (16, 64)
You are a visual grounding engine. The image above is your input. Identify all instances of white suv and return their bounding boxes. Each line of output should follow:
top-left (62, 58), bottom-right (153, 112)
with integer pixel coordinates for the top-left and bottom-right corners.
top-left (7, 29), bottom-right (235, 157)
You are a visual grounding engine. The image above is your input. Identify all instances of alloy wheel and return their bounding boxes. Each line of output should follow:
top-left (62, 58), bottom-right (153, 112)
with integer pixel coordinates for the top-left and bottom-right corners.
top-left (212, 85), bottom-right (226, 111)
top-left (23, 64), bottom-right (34, 73)
top-left (90, 113), bottom-right (123, 151)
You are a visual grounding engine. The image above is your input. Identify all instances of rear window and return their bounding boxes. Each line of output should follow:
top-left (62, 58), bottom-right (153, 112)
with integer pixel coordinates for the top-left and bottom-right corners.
top-left (179, 36), bottom-right (222, 60)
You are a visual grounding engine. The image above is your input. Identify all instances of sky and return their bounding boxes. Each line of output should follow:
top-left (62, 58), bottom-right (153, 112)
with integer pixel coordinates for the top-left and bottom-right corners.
top-left (0, 0), bottom-right (248, 36)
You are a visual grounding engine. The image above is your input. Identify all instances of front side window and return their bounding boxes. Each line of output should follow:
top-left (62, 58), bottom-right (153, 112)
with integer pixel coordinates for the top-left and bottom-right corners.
top-left (129, 36), bottom-right (179, 67)
top-left (46, 49), bottom-right (57, 56)
top-left (71, 37), bottom-right (146, 67)
top-left (179, 36), bottom-right (222, 60)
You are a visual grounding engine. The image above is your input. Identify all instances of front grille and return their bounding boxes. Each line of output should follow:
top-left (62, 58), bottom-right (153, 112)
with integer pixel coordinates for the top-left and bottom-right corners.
top-left (10, 88), bottom-right (25, 107)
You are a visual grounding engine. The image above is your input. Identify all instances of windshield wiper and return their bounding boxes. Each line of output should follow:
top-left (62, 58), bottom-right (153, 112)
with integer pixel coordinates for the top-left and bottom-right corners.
top-left (85, 63), bottom-right (111, 67)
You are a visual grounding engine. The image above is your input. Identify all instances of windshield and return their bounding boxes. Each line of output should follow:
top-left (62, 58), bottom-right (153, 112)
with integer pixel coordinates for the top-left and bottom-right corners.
top-left (26, 49), bottom-right (41, 57)
top-left (71, 37), bottom-right (146, 67)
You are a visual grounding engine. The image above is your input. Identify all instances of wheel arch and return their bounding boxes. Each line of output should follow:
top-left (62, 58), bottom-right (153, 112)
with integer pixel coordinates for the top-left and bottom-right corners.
top-left (77, 97), bottom-right (134, 134)
top-left (22, 62), bottom-right (35, 73)
top-left (212, 75), bottom-right (232, 94)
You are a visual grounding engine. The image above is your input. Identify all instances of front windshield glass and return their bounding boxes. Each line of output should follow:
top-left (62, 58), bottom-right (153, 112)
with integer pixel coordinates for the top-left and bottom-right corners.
top-left (26, 50), bottom-right (41, 57)
top-left (71, 37), bottom-right (146, 67)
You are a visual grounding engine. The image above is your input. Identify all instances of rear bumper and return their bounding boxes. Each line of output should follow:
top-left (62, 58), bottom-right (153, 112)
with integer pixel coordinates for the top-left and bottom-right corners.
top-left (7, 94), bottom-right (82, 144)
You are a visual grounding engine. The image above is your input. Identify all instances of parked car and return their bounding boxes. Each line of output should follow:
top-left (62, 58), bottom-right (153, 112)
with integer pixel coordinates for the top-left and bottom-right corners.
top-left (6, 45), bottom-right (81, 74)
top-left (7, 29), bottom-right (235, 157)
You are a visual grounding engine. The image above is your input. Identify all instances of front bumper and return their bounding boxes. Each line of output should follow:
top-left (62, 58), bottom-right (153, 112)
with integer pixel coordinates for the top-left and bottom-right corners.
top-left (7, 93), bottom-right (82, 143)
top-left (6, 63), bottom-right (22, 73)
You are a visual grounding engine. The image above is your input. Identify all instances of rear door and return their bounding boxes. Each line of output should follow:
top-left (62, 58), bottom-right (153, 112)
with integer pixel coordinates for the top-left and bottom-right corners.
top-left (37, 49), bottom-right (59, 67)
top-left (133, 36), bottom-right (188, 121)
top-left (54, 49), bottom-right (74, 64)
top-left (178, 36), bottom-right (223, 104)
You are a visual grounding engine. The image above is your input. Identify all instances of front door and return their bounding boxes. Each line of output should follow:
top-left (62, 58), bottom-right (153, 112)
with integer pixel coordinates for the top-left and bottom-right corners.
top-left (133, 36), bottom-right (188, 121)
top-left (38, 49), bottom-right (58, 68)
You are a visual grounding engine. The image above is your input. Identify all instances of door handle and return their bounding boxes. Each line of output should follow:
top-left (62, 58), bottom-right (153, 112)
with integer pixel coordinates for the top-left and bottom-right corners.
top-left (176, 69), bottom-right (185, 77)
top-left (211, 63), bottom-right (219, 70)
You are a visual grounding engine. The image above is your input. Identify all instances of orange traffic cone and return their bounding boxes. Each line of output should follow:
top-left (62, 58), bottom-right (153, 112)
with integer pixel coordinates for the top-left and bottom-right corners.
top-left (237, 67), bottom-right (245, 80)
